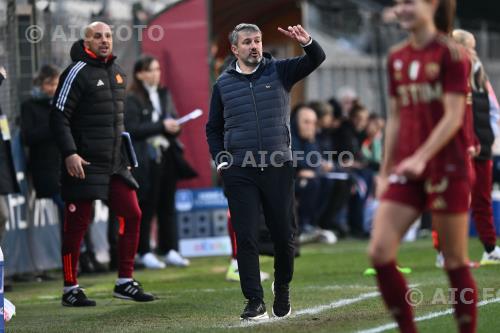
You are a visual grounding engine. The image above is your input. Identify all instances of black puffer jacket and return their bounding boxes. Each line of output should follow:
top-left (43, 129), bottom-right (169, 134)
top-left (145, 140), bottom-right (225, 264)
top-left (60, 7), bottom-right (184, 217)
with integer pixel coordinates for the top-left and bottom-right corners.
top-left (21, 91), bottom-right (61, 197)
top-left (471, 69), bottom-right (494, 160)
top-left (125, 87), bottom-right (176, 199)
top-left (0, 74), bottom-right (20, 194)
top-left (50, 40), bottom-right (137, 201)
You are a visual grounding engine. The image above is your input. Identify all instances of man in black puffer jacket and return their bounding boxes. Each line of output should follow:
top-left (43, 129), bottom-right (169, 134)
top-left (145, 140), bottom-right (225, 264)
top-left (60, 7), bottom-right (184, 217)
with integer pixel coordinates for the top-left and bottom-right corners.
top-left (51, 22), bottom-right (154, 307)
top-left (206, 23), bottom-right (325, 320)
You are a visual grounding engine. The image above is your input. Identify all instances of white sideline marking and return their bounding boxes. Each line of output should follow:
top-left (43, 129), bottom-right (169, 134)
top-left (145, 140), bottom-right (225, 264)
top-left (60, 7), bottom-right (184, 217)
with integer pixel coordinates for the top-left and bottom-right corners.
top-left (229, 284), bottom-right (420, 328)
top-left (233, 291), bottom-right (380, 327)
top-left (358, 297), bottom-right (500, 333)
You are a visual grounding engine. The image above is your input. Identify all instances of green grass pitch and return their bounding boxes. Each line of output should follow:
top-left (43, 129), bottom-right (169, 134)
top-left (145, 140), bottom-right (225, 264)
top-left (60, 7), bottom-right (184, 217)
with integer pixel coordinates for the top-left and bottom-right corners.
top-left (7, 238), bottom-right (500, 332)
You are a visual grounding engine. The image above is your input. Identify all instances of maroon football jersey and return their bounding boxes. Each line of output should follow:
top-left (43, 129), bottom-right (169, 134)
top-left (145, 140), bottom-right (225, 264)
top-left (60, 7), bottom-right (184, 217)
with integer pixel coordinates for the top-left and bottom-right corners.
top-left (387, 34), bottom-right (472, 180)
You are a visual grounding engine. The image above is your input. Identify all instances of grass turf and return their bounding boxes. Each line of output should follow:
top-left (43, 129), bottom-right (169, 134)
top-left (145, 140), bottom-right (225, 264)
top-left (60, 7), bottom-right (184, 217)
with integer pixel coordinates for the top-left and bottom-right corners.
top-left (6, 238), bottom-right (500, 332)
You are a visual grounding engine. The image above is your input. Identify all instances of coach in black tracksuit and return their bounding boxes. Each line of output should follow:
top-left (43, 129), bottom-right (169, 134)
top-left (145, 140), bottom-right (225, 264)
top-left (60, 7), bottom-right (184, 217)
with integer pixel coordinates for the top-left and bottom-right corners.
top-left (51, 22), bottom-right (153, 307)
top-left (206, 23), bottom-right (325, 320)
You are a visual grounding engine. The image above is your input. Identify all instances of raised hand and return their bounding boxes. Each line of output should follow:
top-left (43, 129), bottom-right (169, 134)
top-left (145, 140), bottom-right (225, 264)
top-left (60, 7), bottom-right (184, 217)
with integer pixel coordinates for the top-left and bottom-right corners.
top-left (277, 24), bottom-right (311, 45)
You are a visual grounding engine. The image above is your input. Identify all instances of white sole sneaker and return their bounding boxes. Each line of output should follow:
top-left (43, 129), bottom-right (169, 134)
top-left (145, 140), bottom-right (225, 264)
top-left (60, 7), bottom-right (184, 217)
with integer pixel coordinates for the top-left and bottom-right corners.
top-left (113, 292), bottom-right (134, 300)
top-left (240, 312), bottom-right (269, 321)
top-left (271, 282), bottom-right (292, 318)
top-left (272, 307), bottom-right (291, 318)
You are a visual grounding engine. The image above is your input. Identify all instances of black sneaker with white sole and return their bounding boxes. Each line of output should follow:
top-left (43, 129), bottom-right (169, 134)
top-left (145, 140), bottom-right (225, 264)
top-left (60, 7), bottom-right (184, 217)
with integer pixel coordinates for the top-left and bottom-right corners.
top-left (272, 282), bottom-right (291, 317)
top-left (113, 280), bottom-right (155, 302)
top-left (62, 288), bottom-right (96, 307)
top-left (240, 298), bottom-right (269, 321)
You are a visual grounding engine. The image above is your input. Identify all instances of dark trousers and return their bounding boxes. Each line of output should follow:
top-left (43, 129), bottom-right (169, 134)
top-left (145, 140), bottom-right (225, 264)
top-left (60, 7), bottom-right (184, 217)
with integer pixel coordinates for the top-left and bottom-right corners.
top-left (137, 154), bottom-right (178, 255)
top-left (295, 176), bottom-right (321, 232)
top-left (222, 162), bottom-right (297, 301)
top-left (471, 159), bottom-right (497, 247)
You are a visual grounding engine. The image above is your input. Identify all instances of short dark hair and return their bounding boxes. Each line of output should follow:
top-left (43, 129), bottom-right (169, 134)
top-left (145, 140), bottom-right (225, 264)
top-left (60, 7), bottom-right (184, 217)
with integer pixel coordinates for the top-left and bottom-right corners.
top-left (33, 64), bottom-right (59, 86)
top-left (228, 23), bottom-right (261, 46)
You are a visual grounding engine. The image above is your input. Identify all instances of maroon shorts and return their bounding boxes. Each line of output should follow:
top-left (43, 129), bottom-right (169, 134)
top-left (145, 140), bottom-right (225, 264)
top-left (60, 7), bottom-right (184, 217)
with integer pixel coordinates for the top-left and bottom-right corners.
top-left (381, 176), bottom-right (471, 214)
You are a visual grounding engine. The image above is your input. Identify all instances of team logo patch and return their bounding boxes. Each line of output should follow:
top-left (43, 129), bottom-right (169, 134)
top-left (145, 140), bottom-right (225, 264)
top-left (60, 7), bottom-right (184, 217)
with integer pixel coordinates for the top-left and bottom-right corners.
top-left (115, 73), bottom-right (123, 84)
top-left (425, 62), bottom-right (440, 80)
top-left (393, 59), bottom-right (403, 81)
top-left (96, 79), bottom-right (104, 87)
top-left (431, 196), bottom-right (448, 210)
top-left (408, 60), bottom-right (420, 81)
top-left (425, 178), bottom-right (449, 194)
top-left (393, 59), bottom-right (403, 71)
top-left (68, 204), bottom-right (77, 213)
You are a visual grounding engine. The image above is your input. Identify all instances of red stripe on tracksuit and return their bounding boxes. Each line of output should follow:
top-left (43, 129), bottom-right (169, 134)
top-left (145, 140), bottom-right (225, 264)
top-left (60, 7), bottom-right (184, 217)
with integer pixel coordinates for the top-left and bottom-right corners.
top-left (61, 176), bottom-right (142, 286)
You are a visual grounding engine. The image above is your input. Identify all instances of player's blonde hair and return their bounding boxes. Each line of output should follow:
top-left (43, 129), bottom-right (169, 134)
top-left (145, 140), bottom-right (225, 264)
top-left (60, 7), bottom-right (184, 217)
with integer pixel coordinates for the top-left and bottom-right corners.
top-left (452, 29), bottom-right (487, 92)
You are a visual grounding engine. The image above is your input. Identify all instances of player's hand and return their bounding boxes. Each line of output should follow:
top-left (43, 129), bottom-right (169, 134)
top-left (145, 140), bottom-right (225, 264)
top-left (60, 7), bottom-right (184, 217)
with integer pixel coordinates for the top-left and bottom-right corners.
top-left (467, 145), bottom-right (481, 157)
top-left (65, 154), bottom-right (90, 179)
top-left (394, 155), bottom-right (426, 179)
top-left (375, 174), bottom-right (389, 199)
top-left (277, 24), bottom-right (311, 45)
top-left (163, 118), bottom-right (180, 135)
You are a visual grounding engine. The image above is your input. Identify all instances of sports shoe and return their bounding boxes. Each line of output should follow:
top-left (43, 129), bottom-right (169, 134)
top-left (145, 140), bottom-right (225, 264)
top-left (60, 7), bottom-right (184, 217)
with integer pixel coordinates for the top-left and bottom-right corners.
top-left (113, 280), bottom-right (155, 302)
top-left (435, 252), bottom-right (445, 268)
top-left (62, 287), bottom-right (96, 307)
top-left (271, 282), bottom-right (291, 318)
top-left (225, 259), bottom-right (270, 282)
top-left (165, 250), bottom-right (190, 267)
top-left (480, 246), bottom-right (500, 265)
top-left (240, 298), bottom-right (269, 321)
top-left (140, 252), bottom-right (166, 269)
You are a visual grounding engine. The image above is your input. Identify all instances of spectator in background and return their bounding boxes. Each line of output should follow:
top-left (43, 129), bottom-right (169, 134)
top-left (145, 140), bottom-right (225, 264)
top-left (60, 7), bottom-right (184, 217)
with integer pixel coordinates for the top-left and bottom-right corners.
top-left (309, 101), bottom-right (334, 154)
top-left (362, 113), bottom-right (384, 172)
top-left (0, 66), bottom-right (20, 292)
top-left (125, 55), bottom-right (195, 269)
top-left (0, 65), bottom-right (20, 238)
top-left (330, 101), bottom-right (371, 237)
top-left (292, 106), bottom-right (321, 232)
top-left (332, 100), bottom-right (369, 166)
top-left (328, 97), bottom-right (343, 130)
top-left (21, 65), bottom-right (62, 211)
top-left (292, 105), bottom-right (336, 244)
top-left (337, 86), bottom-right (359, 117)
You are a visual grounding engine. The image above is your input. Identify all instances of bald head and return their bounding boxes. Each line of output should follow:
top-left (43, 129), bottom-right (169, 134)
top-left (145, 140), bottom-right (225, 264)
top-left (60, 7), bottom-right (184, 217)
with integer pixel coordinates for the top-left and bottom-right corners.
top-left (83, 21), bottom-right (113, 58)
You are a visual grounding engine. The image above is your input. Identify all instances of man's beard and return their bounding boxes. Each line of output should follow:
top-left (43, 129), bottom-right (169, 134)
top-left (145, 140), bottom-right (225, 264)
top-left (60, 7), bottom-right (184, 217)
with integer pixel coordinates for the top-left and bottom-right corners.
top-left (242, 54), bottom-right (262, 68)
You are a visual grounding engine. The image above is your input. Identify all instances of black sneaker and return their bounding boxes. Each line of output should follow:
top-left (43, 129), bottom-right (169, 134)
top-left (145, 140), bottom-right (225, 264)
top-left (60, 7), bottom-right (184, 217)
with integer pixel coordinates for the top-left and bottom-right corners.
top-left (240, 298), bottom-right (269, 321)
top-left (272, 282), bottom-right (291, 317)
top-left (62, 288), bottom-right (96, 307)
top-left (113, 280), bottom-right (155, 302)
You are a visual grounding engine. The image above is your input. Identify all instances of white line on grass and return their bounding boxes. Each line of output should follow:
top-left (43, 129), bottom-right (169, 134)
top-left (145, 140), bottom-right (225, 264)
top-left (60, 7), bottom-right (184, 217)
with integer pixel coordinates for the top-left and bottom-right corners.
top-left (227, 284), bottom-right (420, 328)
top-left (231, 291), bottom-right (380, 328)
top-left (357, 297), bottom-right (500, 333)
